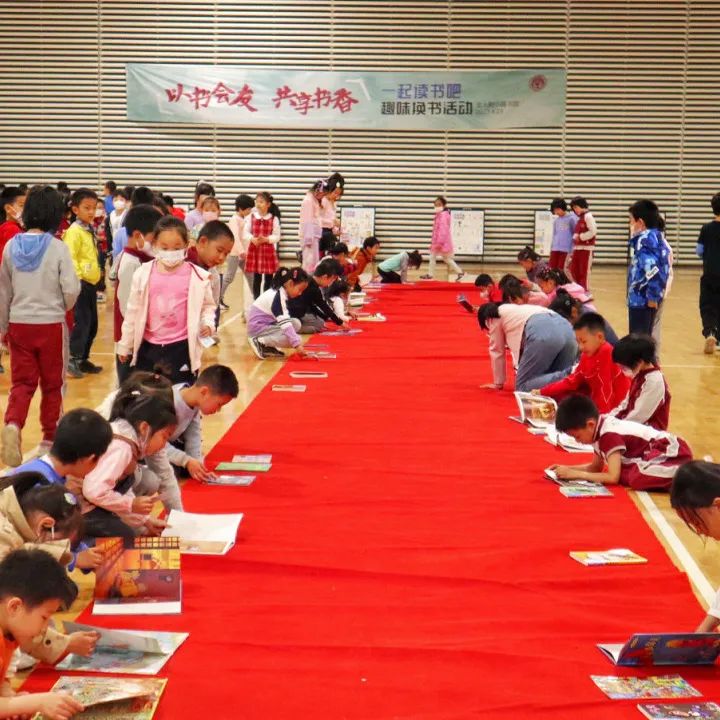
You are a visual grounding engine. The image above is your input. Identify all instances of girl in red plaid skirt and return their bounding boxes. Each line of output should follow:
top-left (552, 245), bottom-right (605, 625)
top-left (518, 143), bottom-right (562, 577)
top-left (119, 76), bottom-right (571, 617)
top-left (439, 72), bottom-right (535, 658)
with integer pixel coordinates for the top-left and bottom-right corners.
top-left (244, 192), bottom-right (281, 298)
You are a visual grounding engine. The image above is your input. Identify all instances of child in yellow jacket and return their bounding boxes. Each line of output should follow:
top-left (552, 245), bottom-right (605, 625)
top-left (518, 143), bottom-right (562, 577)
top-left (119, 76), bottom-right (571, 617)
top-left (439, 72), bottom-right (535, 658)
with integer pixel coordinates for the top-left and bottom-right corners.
top-left (64, 188), bottom-right (102, 379)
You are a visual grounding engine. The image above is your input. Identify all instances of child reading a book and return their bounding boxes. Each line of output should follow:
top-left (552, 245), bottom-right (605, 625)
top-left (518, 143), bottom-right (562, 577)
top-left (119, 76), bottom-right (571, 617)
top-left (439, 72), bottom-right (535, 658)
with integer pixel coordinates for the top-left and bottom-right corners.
top-left (325, 279), bottom-right (355, 324)
top-left (0, 549), bottom-right (86, 719)
top-left (551, 394), bottom-right (692, 490)
top-left (670, 461), bottom-right (720, 631)
top-left (535, 267), bottom-right (596, 309)
top-left (610, 335), bottom-right (671, 430)
top-left (80, 393), bottom-right (177, 543)
top-left (516, 246), bottom-right (549, 284)
top-left (537, 312), bottom-right (630, 412)
top-left (475, 274), bottom-right (503, 304)
top-left (248, 267), bottom-right (310, 360)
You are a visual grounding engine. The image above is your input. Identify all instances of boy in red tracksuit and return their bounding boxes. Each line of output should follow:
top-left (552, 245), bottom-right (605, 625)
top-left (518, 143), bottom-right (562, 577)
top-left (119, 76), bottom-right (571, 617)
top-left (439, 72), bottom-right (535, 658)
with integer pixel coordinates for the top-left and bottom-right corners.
top-left (539, 312), bottom-right (630, 412)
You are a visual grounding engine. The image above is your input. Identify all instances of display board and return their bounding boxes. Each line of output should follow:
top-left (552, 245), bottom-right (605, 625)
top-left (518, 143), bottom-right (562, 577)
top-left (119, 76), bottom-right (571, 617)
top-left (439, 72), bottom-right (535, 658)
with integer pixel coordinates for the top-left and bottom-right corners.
top-left (534, 210), bottom-right (555, 256)
top-left (450, 209), bottom-right (485, 256)
top-left (340, 207), bottom-right (376, 248)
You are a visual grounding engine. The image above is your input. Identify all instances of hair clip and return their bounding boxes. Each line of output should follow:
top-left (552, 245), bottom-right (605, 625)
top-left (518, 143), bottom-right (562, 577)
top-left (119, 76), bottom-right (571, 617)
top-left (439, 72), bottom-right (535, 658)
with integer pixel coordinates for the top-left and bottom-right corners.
top-left (131, 390), bottom-right (141, 396)
top-left (64, 492), bottom-right (78, 506)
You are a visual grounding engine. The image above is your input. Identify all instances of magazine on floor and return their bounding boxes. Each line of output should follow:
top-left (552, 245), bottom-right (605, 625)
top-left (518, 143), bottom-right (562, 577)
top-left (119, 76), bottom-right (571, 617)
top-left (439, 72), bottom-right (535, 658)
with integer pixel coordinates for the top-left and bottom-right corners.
top-left (591, 674), bottom-right (702, 700)
top-left (162, 510), bottom-right (244, 556)
top-left (570, 549), bottom-right (648, 566)
top-left (34, 676), bottom-right (167, 719)
top-left (57, 622), bottom-right (188, 675)
top-left (216, 460), bottom-right (271, 472)
top-left (92, 537), bottom-right (181, 616)
top-left (510, 392), bottom-right (557, 430)
top-left (637, 702), bottom-right (720, 719)
top-left (598, 633), bottom-right (720, 666)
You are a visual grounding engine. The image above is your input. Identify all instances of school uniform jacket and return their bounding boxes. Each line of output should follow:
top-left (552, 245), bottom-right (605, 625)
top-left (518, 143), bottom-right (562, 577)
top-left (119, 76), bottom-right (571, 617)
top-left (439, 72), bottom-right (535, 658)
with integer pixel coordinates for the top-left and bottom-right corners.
top-left (541, 341), bottom-right (630, 412)
top-left (287, 277), bottom-right (343, 326)
top-left (610, 366), bottom-right (670, 431)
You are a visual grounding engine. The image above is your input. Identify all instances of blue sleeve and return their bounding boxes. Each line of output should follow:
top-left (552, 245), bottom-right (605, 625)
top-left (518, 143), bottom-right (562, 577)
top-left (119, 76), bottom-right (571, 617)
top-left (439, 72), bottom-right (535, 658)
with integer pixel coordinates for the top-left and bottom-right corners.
top-left (636, 244), bottom-right (666, 304)
top-left (697, 243), bottom-right (704, 258)
top-left (69, 541), bottom-right (92, 575)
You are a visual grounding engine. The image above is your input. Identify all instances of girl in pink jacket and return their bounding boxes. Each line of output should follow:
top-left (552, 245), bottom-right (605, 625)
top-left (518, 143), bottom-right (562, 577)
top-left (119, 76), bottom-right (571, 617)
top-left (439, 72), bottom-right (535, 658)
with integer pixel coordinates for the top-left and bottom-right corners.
top-left (117, 216), bottom-right (216, 385)
top-left (535, 267), bottom-right (597, 310)
top-left (420, 196), bottom-right (464, 281)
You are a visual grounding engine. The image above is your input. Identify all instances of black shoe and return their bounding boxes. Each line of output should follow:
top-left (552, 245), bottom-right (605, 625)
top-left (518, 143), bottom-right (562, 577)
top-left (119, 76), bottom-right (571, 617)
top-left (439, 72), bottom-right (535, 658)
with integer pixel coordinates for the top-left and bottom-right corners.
top-left (263, 346), bottom-right (286, 358)
top-left (67, 358), bottom-right (85, 378)
top-left (79, 360), bottom-right (103, 374)
top-left (248, 337), bottom-right (268, 360)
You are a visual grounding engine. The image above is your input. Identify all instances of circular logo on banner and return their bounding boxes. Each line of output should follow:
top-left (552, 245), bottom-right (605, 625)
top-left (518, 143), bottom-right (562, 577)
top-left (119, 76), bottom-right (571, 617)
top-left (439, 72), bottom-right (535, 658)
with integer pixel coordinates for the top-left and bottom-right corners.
top-left (530, 74), bottom-right (547, 92)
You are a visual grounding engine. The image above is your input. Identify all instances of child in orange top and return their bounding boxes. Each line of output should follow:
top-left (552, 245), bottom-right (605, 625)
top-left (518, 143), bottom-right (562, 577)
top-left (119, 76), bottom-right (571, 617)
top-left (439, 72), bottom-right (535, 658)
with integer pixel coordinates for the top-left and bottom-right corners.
top-left (538, 312), bottom-right (630, 412)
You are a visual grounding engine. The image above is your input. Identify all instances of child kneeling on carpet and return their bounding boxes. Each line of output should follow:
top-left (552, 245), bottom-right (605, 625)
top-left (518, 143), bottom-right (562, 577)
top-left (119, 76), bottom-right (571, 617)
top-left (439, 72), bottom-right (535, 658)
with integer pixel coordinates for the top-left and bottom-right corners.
top-left (610, 334), bottom-right (671, 431)
top-left (670, 460), bottom-right (720, 631)
top-left (550, 394), bottom-right (692, 491)
top-left (248, 267), bottom-right (310, 360)
top-left (377, 250), bottom-right (422, 283)
top-left (0, 549), bottom-right (88, 719)
top-left (325, 278), bottom-right (355, 324)
top-left (80, 391), bottom-right (176, 543)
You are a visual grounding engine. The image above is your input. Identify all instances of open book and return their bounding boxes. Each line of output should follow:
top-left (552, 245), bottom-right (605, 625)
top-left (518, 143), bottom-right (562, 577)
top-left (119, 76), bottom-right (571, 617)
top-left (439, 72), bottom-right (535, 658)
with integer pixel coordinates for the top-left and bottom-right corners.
top-left (638, 702), bottom-right (720, 719)
top-left (162, 510), bottom-right (243, 556)
top-left (348, 292), bottom-right (366, 307)
top-left (544, 468), bottom-right (613, 498)
top-left (598, 633), bottom-right (720, 666)
top-left (206, 474), bottom-right (255, 486)
top-left (34, 676), bottom-right (167, 719)
top-left (544, 425), bottom-right (594, 453)
top-left (510, 392), bottom-right (557, 429)
top-left (93, 537), bottom-right (181, 616)
top-left (457, 294), bottom-right (474, 314)
top-left (58, 622), bottom-right (188, 675)
top-left (355, 312), bottom-right (386, 322)
top-left (570, 549), bottom-right (647, 566)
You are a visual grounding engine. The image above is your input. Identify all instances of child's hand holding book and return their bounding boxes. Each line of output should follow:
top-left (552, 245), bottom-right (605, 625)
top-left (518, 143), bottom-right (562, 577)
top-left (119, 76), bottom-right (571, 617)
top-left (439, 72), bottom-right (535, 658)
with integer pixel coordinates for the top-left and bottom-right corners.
top-left (66, 630), bottom-right (100, 657)
top-left (132, 494), bottom-right (159, 515)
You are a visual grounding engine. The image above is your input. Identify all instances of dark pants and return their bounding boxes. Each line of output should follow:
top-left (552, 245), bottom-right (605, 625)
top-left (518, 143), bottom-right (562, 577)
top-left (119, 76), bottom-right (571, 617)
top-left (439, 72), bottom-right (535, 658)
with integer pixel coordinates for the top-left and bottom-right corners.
top-left (69, 280), bottom-right (98, 360)
top-left (700, 273), bottom-right (720, 338)
top-left (97, 249), bottom-right (108, 292)
top-left (169, 436), bottom-right (191, 479)
top-left (116, 356), bottom-right (133, 385)
top-left (136, 339), bottom-right (195, 385)
top-left (319, 228), bottom-right (337, 256)
top-left (378, 268), bottom-right (401, 284)
top-left (252, 273), bottom-right (272, 298)
top-left (628, 305), bottom-right (658, 336)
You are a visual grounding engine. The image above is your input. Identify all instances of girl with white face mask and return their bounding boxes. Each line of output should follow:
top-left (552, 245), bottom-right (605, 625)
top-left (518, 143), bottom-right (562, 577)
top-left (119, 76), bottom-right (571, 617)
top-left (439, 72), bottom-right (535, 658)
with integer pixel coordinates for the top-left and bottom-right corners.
top-left (419, 195), bottom-right (464, 282)
top-left (0, 186), bottom-right (27, 252)
top-left (116, 216), bottom-right (217, 385)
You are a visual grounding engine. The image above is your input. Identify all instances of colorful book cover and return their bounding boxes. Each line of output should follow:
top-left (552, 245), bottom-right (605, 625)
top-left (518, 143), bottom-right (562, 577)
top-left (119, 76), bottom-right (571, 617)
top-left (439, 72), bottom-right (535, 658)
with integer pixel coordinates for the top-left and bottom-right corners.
top-left (216, 461), bottom-right (271, 472)
top-left (456, 294), bottom-right (474, 313)
top-left (512, 392), bottom-right (557, 429)
top-left (321, 328), bottom-right (363, 336)
top-left (598, 633), bottom-right (720, 666)
top-left (162, 510), bottom-right (243, 556)
top-left (355, 312), bottom-right (386, 322)
top-left (206, 474), bottom-right (256, 486)
top-left (305, 351), bottom-right (336, 359)
top-left (638, 702), bottom-right (720, 719)
top-left (570, 549), bottom-right (648, 566)
top-left (591, 675), bottom-right (702, 700)
top-left (271, 384), bottom-right (307, 392)
top-left (34, 676), bottom-right (167, 719)
top-left (232, 454), bottom-right (272, 464)
top-left (559, 483), bottom-right (614, 498)
top-left (92, 538), bottom-right (181, 616)
top-left (57, 622), bottom-right (188, 675)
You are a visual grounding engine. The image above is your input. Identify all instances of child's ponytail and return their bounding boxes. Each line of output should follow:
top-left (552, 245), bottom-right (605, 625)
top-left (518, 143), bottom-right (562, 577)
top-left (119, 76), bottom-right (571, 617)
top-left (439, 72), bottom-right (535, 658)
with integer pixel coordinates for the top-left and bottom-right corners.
top-left (548, 288), bottom-right (578, 320)
top-left (537, 267), bottom-right (569, 287)
top-left (327, 278), bottom-right (350, 298)
top-left (272, 266), bottom-right (309, 290)
top-left (517, 246), bottom-right (541, 263)
top-left (109, 391), bottom-right (177, 435)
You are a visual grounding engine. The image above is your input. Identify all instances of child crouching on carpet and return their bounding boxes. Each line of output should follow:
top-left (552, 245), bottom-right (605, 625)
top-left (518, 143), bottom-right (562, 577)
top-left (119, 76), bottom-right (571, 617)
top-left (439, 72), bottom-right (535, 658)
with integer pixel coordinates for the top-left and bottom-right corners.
top-left (247, 267), bottom-right (310, 360)
top-left (377, 250), bottom-right (422, 283)
top-left (550, 394), bottom-right (692, 491)
top-left (670, 461), bottom-right (720, 631)
top-left (80, 390), bottom-right (177, 543)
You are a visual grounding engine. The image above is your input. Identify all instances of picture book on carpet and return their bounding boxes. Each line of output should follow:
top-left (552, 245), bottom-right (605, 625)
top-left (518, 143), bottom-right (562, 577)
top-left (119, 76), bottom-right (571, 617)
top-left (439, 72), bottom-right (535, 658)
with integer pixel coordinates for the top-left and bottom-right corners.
top-left (355, 312), bottom-right (386, 322)
top-left (570, 549), bottom-right (648, 566)
top-left (216, 459), bottom-right (271, 472)
top-left (598, 633), bottom-right (720, 666)
top-left (591, 675), bottom-right (702, 700)
top-left (92, 537), bottom-right (181, 616)
top-left (559, 482), bottom-right (614, 498)
top-left (544, 426), bottom-right (594, 453)
top-left (34, 676), bottom-right (167, 719)
top-left (57, 622), bottom-right (188, 675)
top-left (456, 294), bottom-right (474, 314)
top-left (510, 392), bottom-right (557, 429)
top-left (206, 474), bottom-right (256, 486)
top-left (272, 384), bottom-right (307, 392)
top-left (289, 371), bottom-right (328, 378)
top-left (305, 351), bottom-right (336, 359)
top-left (232, 454), bottom-right (272, 464)
top-left (322, 328), bottom-right (362, 336)
top-left (162, 510), bottom-right (243, 556)
top-left (637, 702), bottom-right (720, 719)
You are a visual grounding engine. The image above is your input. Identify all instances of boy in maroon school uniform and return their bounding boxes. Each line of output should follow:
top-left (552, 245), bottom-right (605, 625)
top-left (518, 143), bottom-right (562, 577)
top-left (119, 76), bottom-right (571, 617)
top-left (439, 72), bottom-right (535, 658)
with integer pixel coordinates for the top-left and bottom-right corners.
top-left (551, 394), bottom-right (692, 492)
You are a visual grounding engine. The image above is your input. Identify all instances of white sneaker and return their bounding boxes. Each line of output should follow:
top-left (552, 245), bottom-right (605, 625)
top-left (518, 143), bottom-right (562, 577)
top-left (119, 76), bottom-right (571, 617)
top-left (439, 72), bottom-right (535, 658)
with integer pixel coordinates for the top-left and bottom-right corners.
top-left (1, 424), bottom-right (22, 467)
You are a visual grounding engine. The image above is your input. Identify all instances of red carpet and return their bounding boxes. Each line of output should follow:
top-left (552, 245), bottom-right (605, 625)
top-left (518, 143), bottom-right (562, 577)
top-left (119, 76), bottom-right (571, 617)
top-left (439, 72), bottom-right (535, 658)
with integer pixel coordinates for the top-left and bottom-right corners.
top-left (28, 283), bottom-right (719, 718)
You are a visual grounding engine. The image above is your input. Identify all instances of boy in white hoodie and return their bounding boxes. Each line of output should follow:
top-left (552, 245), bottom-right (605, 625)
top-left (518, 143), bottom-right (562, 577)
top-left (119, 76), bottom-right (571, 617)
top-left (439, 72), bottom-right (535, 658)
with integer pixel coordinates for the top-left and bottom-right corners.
top-left (0, 185), bottom-right (80, 467)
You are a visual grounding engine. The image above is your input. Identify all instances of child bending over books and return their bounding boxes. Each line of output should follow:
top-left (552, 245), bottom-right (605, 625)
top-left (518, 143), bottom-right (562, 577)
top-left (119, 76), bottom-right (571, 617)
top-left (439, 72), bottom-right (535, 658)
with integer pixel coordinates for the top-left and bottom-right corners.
top-left (325, 278), bottom-right (355, 324)
top-left (671, 461), bottom-right (720, 631)
top-left (80, 392), bottom-right (177, 543)
top-left (0, 549), bottom-right (89, 718)
top-left (537, 312), bottom-right (630, 412)
top-left (551, 394), bottom-right (692, 491)
top-left (610, 334), bottom-right (671, 431)
top-left (548, 290), bottom-right (619, 346)
top-left (0, 474), bottom-right (100, 666)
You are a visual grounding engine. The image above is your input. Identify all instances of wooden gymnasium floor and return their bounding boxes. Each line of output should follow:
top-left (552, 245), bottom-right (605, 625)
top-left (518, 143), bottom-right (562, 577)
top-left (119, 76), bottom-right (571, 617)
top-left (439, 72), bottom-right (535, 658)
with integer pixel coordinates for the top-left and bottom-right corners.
top-left (0, 262), bottom-right (718, 624)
